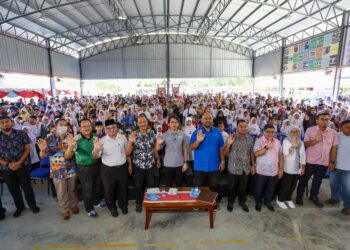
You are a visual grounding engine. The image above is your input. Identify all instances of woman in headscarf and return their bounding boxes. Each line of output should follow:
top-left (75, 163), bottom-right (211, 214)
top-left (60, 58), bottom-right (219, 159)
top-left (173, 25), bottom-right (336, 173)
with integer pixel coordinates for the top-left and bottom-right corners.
top-left (22, 125), bottom-right (40, 171)
top-left (303, 107), bottom-right (317, 132)
top-left (290, 112), bottom-right (304, 135)
top-left (183, 117), bottom-right (196, 186)
top-left (248, 117), bottom-right (260, 136)
top-left (214, 110), bottom-right (227, 128)
top-left (276, 125), bottom-right (305, 210)
top-left (280, 119), bottom-right (291, 135)
top-left (258, 114), bottom-right (267, 131)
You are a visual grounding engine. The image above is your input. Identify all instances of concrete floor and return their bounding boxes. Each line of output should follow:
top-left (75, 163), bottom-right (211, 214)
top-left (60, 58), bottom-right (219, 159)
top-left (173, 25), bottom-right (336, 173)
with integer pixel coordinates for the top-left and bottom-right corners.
top-left (0, 180), bottom-right (349, 250)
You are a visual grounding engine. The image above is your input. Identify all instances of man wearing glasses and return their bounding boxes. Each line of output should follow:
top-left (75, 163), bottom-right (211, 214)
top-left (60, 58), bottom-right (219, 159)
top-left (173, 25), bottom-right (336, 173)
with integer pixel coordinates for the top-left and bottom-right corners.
top-left (92, 119), bottom-right (131, 217)
top-left (65, 119), bottom-right (101, 218)
top-left (296, 113), bottom-right (338, 208)
top-left (254, 124), bottom-right (284, 212)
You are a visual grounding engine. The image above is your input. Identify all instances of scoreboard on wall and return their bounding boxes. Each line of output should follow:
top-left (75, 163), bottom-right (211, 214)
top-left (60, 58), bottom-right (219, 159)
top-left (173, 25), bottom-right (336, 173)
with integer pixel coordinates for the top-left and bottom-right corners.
top-left (283, 31), bottom-right (341, 73)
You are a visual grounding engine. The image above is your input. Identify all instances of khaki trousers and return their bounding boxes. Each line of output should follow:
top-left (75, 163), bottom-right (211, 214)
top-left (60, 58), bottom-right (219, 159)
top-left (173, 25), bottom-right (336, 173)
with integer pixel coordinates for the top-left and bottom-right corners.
top-left (53, 176), bottom-right (78, 213)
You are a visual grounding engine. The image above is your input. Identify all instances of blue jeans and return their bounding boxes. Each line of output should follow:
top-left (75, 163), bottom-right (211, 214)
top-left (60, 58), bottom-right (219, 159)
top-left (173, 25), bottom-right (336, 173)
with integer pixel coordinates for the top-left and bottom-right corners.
top-left (330, 169), bottom-right (350, 208)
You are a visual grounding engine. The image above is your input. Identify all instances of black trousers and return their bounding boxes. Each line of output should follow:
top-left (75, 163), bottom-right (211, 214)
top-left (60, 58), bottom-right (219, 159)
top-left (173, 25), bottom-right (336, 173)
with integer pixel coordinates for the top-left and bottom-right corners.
top-left (297, 163), bottom-right (327, 198)
top-left (100, 163), bottom-right (128, 210)
top-left (227, 172), bottom-right (250, 203)
top-left (194, 171), bottom-right (220, 200)
top-left (278, 172), bottom-right (299, 202)
top-left (77, 164), bottom-right (101, 212)
top-left (134, 166), bottom-right (156, 205)
top-left (2, 167), bottom-right (37, 210)
top-left (164, 166), bottom-right (182, 187)
top-left (254, 174), bottom-right (278, 205)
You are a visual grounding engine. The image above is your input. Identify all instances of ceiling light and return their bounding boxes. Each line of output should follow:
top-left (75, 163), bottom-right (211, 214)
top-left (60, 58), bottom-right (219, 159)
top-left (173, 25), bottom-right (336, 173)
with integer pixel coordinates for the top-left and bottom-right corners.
top-left (135, 36), bottom-right (142, 44)
top-left (285, 11), bottom-right (293, 20)
top-left (209, 10), bottom-right (219, 20)
top-left (193, 36), bottom-right (200, 44)
top-left (39, 13), bottom-right (48, 22)
top-left (117, 11), bottom-right (127, 20)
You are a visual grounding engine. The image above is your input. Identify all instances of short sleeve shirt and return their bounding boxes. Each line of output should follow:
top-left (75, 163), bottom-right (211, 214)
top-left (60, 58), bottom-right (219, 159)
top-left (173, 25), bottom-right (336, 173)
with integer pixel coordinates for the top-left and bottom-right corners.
top-left (132, 130), bottom-right (156, 169)
top-left (190, 126), bottom-right (224, 172)
top-left (162, 130), bottom-right (188, 167)
top-left (227, 134), bottom-right (254, 175)
top-left (254, 136), bottom-right (282, 176)
top-left (0, 129), bottom-right (31, 170)
top-left (46, 133), bottom-right (76, 179)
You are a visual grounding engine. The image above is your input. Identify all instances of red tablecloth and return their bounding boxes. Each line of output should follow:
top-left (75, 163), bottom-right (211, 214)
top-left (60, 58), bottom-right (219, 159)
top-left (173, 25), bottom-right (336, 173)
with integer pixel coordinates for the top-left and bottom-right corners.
top-left (144, 191), bottom-right (197, 203)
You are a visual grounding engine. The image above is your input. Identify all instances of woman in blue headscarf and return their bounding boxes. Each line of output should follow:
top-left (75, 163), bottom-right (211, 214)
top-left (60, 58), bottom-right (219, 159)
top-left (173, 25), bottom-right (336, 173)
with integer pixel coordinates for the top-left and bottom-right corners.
top-left (277, 125), bottom-right (306, 210)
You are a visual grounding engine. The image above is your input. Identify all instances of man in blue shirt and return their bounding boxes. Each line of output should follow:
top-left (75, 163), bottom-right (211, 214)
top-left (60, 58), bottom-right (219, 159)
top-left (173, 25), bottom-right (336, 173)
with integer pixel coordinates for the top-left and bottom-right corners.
top-left (328, 120), bottom-right (350, 215)
top-left (190, 112), bottom-right (225, 197)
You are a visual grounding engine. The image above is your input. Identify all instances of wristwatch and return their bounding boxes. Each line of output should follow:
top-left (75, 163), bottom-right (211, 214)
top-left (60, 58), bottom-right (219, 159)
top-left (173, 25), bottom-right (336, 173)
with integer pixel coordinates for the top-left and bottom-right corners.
top-left (330, 160), bottom-right (335, 164)
top-left (221, 160), bottom-right (225, 164)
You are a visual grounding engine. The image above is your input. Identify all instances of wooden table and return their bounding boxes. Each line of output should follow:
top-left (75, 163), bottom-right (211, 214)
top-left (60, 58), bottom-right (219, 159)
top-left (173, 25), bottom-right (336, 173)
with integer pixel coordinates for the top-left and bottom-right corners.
top-left (143, 187), bottom-right (216, 230)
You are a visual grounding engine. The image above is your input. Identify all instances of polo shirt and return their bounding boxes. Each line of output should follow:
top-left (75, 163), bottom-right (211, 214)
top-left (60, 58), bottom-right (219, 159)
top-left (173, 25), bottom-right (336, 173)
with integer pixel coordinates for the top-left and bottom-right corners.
top-left (74, 134), bottom-right (98, 166)
top-left (99, 134), bottom-right (128, 167)
top-left (190, 126), bottom-right (224, 172)
top-left (162, 130), bottom-right (188, 167)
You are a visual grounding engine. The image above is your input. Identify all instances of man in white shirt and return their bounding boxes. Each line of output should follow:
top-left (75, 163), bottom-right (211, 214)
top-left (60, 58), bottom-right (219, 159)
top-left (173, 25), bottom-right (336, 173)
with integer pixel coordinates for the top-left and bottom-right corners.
top-left (92, 119), bottom-right (131, 217)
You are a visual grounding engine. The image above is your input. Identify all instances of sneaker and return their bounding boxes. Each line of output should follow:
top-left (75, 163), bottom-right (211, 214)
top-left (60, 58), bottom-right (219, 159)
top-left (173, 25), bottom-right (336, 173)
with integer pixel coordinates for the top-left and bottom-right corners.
top-left (87, 210), bottom-right (98, 218)
top-left (276, 200), bottom-right (288, 209)
top-left (286, 200), bottom-right (295, 209)
top-left (95, 199), bottom-right (107, 208)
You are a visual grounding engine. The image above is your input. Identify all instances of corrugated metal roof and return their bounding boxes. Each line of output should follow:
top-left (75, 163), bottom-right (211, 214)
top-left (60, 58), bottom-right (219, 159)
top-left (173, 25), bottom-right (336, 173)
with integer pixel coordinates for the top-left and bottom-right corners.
top-left (0, 0), bottom-right (348, 57)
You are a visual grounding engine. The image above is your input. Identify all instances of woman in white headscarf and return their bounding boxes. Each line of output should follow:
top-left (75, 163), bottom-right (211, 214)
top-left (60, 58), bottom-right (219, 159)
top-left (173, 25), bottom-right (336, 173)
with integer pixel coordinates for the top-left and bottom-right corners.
top-left (290, 112), bottom-right (304, 135)
top-left (277, 125), bottom-right (305, 210)
top-left (22, 126), bottom-right (40, 168)
top-left (258, 114), bottom-right (267, 131)
top-left (280, 119), bottom-right (291, 135)
top-left (248, 117), bottom-right (260, 136)
top-left (183, 117), bottom-right (196, 185)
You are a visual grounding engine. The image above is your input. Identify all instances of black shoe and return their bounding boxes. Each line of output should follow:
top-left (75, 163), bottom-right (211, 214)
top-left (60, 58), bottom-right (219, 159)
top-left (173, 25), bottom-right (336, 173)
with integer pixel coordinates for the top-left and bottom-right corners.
top-left (136, 203), bottom-right (142, 213)
top-left (309, 197), bottom-right (324, 208)
top-left (296, 196), bottom-right (303, 206)
top-left (13, 207), bottom-right (25, 218)
top-left (227, 202), bottom-right (233, 212)
top-left (121, 207), bottom-right (128, 215)
top-left (325, 198), bottom-right (340, 205)
top-left (31, 206), bottom-right (40, 214)
top-left (255, 203), bottom-right (262, 212)
top-left (110, 208), bottom-right (118, 217)
top-left (0, 207), bottom-right (5, 221)
top-left (239, 203), bottom-right (249, 213)
top-left (264, 203), bottom-right (275, 212)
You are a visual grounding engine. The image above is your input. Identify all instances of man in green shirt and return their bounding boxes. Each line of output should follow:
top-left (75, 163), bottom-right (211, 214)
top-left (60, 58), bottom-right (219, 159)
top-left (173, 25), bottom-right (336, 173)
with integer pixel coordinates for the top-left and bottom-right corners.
top-left (66, 119), bottom-right (100, 218)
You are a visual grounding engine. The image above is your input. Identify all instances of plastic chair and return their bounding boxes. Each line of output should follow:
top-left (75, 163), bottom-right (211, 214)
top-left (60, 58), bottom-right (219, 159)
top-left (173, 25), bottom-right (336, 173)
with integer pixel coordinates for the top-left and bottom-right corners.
top-left (30, 157), bottom-right (51, 195)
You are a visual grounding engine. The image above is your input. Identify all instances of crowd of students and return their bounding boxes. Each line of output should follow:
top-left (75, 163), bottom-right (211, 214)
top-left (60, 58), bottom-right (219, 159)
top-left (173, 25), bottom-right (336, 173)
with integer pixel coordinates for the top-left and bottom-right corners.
top-left (0, 92), bottom-right (349, 221)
